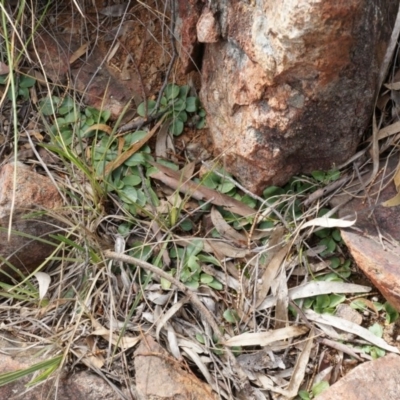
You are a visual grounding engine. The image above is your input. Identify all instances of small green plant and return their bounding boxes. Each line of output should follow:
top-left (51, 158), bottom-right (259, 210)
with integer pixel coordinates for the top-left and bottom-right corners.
top-left (39, 88), bottom-right (208, 219)
top-left (259, 170), bottom-right (340, 230)
top-left (38, 95), bottom-right (111, 146)
top-left (0, 72), bottom-right (36, 101)
top-left (346, 301), bottom-right (398, 359)
top-left (350, 299), bottom-right (399, 324)
top-left (39, 95), bottom-right (158, 216)
top-left (298, 381), bottom-right (330, 400)
top-left (94, 132), bottom-right (157, 215)
top-left (350, 323), bottom-right (386, 359)
top-left (261, 177), bottom-right (316, 223)
top-left (195, 331), bottom-right (230, 356)
top-left (299, 293), bottom-right (346, 315)
top-left (311, 169), bottom-right (340, 184)
top-left (223, 308), bottom-right (240, 323)
top-left (359, 344), bottom-right (386, 359)
top-left (312, 208), bottom-right (344, 258)
top-left (168, 240), bottom-right (223, 290)
top-left (0, 355), bottom-right (63, 388)
top-left (201, 169), bottom-right (237, 194)
top-left (137, 83), bottom-right (206, 135)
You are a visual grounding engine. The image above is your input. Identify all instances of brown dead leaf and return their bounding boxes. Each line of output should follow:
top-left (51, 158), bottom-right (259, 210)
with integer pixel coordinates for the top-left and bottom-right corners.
top-left (83, 123), bottom-right (113, 136)
top-left (90, 318), bottom-right (139, 350)
top-left (223, 325), bottom-right (309, 347)
top-left (348, 298), bottom-right (379, 315)
top-left (155, 297), bottom-right (188, 341)
top-left (176, 238), bottom-right (251, 258)
top-left (91, 327), bottom-right (140, 350)
top-left (255, 242), bottom-right (291, 308)
top-left (382, 164), bottom-right (400, 207)
top-left (377, 121), bottom-right (400, 141)
top-left (121, 55), bottom-right (131, 81)
top-left (210, 207), bottom-right (248, 247)
top-left (69, 42), bottom-right (89, 64)
top-left (135, 336), bottom-right (217, 400)
top-left (74, 347), bottom-right (105, 369)
top-left (273, 267), bottom-right (289, 329)
top-left (285, 328), bottom-right (315, 397)
top-left (0, 61), bottom-right (9, 75)
top-left (24, 129), bottom-right (44, 142)
top-left (385, 82), bottom-right (400, 90)
top-left (155, 115), bottom-right (172, 158)
top-left (149, 162), bottom-right (256, 217)
top-left (250, 226), bottom-right (284, 271)
top-left (180, 161), bottom-right (196, 180)
top-left (105, 114), bottom-right (167, 175)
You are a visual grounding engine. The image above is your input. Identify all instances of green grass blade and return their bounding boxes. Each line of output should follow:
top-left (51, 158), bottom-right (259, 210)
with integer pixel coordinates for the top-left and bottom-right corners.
top-left (0, 355), bottom-right (63, 387)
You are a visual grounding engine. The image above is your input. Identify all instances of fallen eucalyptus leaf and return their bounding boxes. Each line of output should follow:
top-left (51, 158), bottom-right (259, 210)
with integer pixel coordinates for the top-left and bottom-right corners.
top-left (34, 272), bottom-right (51, 300)
top-left (304, 309), bottom-right (400, 353)
top-left (257, 281), bottom-right (371, 310)
top-left (256, 243), bottom-right (291, 308)
top-left (382, 164), bottom-right (400, 207)
top-left (301, 216), bottom-right (356, 229)
top-left (210, 207), bottom-right (248, 247)
top-left (224, 325), bottom-right (309, 347)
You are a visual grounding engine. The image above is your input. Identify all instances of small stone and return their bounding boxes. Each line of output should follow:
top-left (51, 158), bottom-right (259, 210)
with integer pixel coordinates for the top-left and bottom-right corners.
top-left (335, 304), bottom-right (362, 325)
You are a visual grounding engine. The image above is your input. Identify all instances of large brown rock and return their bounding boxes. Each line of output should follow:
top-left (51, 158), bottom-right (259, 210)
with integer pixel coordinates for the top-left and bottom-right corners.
top-left (316, 353), bottom-right (400, 400)
top-left (0, 163), bottom-right (63, 281)
top-left (333, 156), bottom-right (400, 311)
top-left (199, 0), bottom-right (398, 194)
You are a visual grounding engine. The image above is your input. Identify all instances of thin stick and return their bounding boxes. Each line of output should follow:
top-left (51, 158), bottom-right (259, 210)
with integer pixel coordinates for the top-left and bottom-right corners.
top-left (103, 249), bottom-right (250, 386)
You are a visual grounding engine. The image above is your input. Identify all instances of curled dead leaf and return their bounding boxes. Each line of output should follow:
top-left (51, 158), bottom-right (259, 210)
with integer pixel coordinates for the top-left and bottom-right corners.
top-left (0, 61), bottom-right (9, 75)
top-left (210, 207), bottom-right (248, 247)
